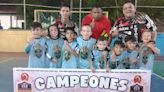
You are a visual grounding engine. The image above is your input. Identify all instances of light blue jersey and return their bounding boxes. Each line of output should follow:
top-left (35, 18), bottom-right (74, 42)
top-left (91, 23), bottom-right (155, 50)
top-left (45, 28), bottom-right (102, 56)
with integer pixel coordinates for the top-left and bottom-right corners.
top-left (108, 51), bottom-right (125, 69)
top-left (122, 50), bottom-right (139, 69)
top-left (46, 37), bottom-right (64, 68)
top-left (91, 48), bottom-right (108, 69)
top-left (77, 36), bottom-right (96, 69)
top-left (61, 41), bottom-right (78, 69)
top-left (25, 37), bottom-right (46, 68)
top-left (139, 47), bottom-right (154, 71)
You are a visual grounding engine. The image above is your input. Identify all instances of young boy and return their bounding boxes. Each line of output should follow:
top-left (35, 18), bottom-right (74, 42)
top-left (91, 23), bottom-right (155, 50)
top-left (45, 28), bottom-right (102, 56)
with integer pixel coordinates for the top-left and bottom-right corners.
top-left (90, 33), bottom-right (110, 72)
top-left (139, 29), bottom-right (160, 71)
top-left (77, 25), bottom-right (96, 69)
top-left (61, 27), bottom-right (78, 68)
top-left (25, 22), bottom-right (47, 68)
top-left (108, 40), bottom-right (125, 69)
top-left (123, 35), bottom-right (139, 69)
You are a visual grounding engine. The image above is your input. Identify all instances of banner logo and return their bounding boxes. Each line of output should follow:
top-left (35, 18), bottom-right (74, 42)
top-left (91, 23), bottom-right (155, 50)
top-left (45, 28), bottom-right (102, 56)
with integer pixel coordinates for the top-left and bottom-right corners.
top-left (17, 73), bottom-right (32, 92)
top-left (130, 75), bottom-right (144, 92)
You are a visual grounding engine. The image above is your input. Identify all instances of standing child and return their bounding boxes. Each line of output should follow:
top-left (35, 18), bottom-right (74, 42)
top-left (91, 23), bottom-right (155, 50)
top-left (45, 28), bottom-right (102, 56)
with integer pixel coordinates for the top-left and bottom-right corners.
top-left (77, 25), bottom-right (96, 69)
top-left (139, 29), bottom-right (160, 71)
top-left (25, 22), bottom-right (46, 68)
top-left (46, 24), bottom-right (64, 68)
top-left (108, 40), bottom-right (125, 69)
top-left (123, 35), bottom-right (139, 69)
top-left (90, 33), bottom-right (110, 72)
top-left (61, 27), bottom-right (78, 68)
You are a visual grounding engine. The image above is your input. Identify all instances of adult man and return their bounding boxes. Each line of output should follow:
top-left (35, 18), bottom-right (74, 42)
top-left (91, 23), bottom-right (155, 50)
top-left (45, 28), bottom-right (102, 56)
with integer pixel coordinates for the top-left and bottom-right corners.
top-left (82, 6), bottom-right (111, 41)
top-left (111, 2), bottom-right (157, 43)
top-left (54, 4), bottom-right (78, 39)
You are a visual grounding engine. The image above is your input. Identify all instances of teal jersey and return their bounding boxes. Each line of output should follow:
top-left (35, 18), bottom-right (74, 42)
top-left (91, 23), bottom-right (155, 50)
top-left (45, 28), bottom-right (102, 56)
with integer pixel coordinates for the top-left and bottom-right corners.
top-left (139, 47), bottom-right (154, 71)
top-left (77, 36), bottom-right (96, 69)
top-left (46, 37), bottom-right (64, 68)
top-left (108, 51), bottom-right (125, 69)
top-left (122, 50), bottom-right (139, 69)
top-left (91, 48), bottom-right (108, 69)
top-left (61, 41), bottom-right (78, 69)
top-left (25, 37), bottom-right (46, 68)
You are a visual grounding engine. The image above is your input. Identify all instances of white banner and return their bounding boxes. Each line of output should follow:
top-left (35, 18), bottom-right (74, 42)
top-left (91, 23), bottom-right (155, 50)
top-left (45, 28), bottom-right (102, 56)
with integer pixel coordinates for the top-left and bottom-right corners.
top-left (13, 68), bottom-right (151, 92)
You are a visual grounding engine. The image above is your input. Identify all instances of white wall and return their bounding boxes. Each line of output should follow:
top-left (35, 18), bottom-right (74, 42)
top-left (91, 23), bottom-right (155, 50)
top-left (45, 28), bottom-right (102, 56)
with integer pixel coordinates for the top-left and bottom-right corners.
top-left (0, 15), bottom-right (24, 29)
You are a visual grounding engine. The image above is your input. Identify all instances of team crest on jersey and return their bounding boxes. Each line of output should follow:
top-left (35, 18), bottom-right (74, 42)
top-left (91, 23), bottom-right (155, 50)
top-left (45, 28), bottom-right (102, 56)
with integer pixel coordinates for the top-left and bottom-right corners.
top-left (122, 57), bottom-right (131, 69)
top-left (142, 55), bottom-right (148, 64)
top-left (53, 45), bottom-right (61, 59)
top-left (142, 47), bottom-right (152, 64)
top-left (34, 43), bottom-right (42, 58)
top-left (64, 51), bottom-right (71, 61)
top-left (99, 56), bottom-right (105, 69)
top-left (80, 46), bottom-right (88, 59)
top-left (17, 73), bottom-right (32, 92)
top-left (110, 61), bottom-right (120, 69)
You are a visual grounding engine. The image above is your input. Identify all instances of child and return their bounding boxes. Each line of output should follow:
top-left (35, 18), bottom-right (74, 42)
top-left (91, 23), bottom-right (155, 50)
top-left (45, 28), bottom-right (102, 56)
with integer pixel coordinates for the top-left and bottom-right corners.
top-left (77, 25), bottom-right (96, 69)
top-left (46, 24), bottom-right (64, 68)
top-left (139, 29), bottom-right (160, 71)
top-left (90, 33), bottom-right (110, 72)
top-left (123, 35), bottom-right (139, 69)
top-left (25, 22), bottom-right (47, 68)
top-left (61, 27), bottom-right (78, 68)
top-left (108, 40), bottom-right (125, 69)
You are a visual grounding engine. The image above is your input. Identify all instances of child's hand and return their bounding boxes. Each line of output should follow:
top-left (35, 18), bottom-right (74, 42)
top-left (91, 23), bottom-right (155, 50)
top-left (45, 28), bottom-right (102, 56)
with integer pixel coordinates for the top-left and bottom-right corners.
top-left (141, 43), bottom-right (147, 48)
top-left (102, 51), bottom-right (108, 58)
top-left (27, 36), bottom-right (36, 44)
top-left (106, 67), bottom-right (110, 73)
top-left (64, 41), bottom-right (72, 52)
top-left (93, 44), bottom-right (97, 49)
top-left (90, 66), bottom-right (96, 73)
top-left (111, 52), bottom-right (116, 61)
top-left (111, 31), bottom-right (119, 37)
top-left (133, 58), bottom-right (138, 64)
top-left (147, 42), bottom-right (155, 49)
